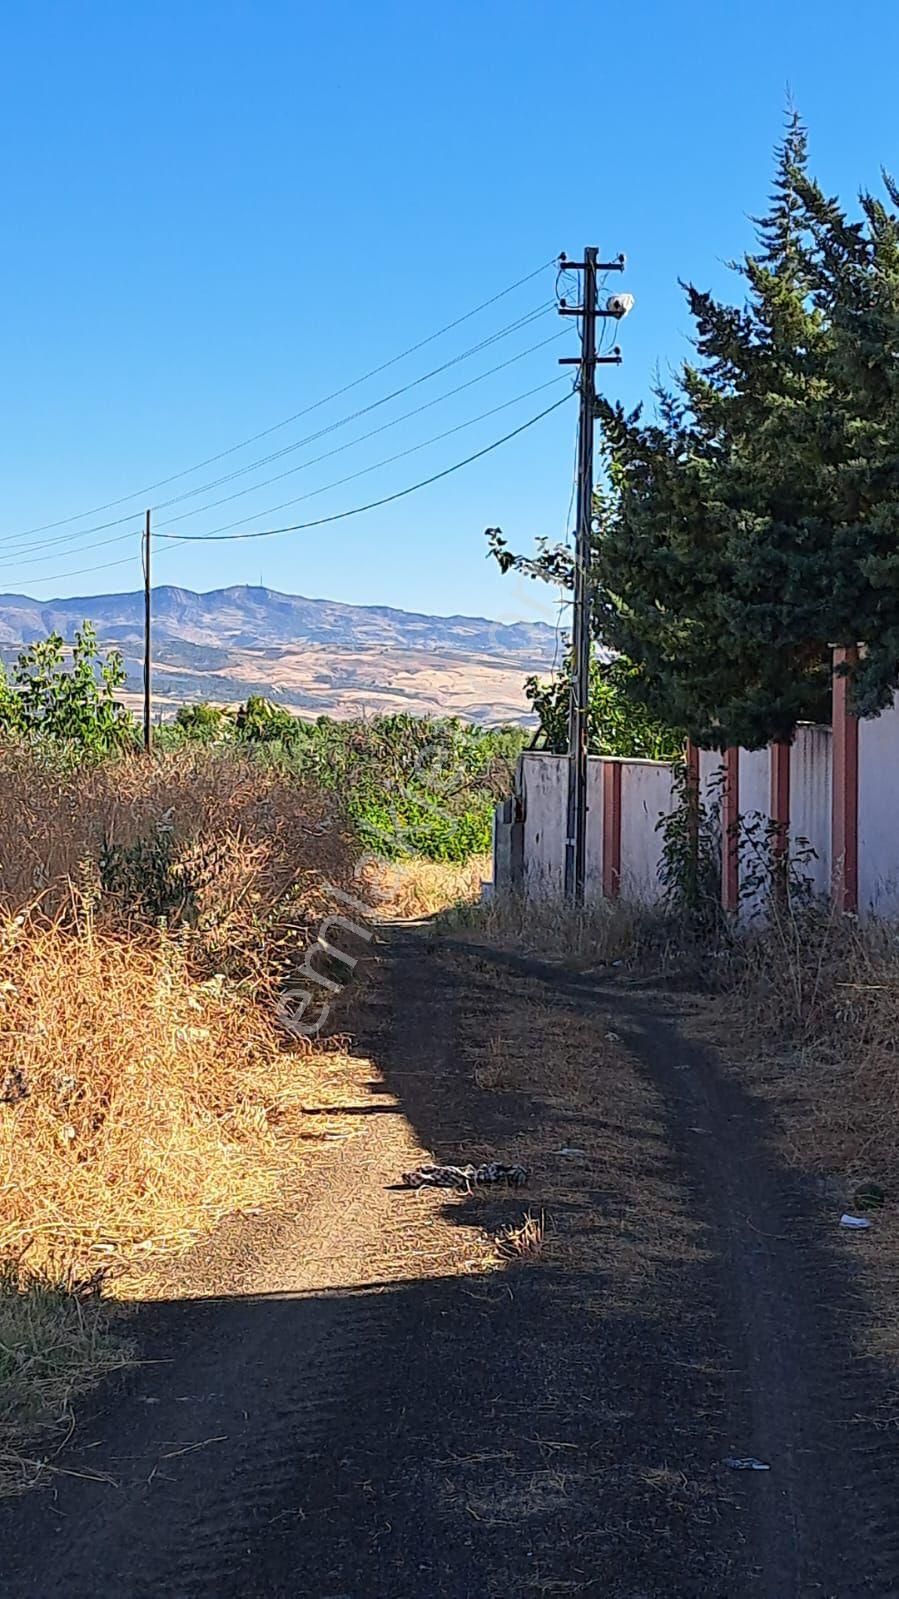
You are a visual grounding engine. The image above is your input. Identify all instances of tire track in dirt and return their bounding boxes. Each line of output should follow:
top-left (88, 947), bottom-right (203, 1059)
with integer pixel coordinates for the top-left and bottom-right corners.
top-left (448, 936), bottom-right (899, 1598)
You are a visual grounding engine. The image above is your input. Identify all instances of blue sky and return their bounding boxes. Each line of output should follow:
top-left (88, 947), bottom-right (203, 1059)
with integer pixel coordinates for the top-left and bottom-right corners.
top-left (0, 0), bottom-right (894, 626)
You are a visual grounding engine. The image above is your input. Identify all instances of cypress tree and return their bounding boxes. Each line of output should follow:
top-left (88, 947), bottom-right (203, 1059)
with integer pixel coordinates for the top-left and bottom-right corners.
top-left (491, 118), bottom-right (899, 748)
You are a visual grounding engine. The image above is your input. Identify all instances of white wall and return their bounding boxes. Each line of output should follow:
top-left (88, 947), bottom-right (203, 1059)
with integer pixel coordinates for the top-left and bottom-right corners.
top-left (698, 749), bottom-right (725, 809)
top-left (738, 747), bottom-right (770, 820)
top-left (619, 760), bottom-right (678, 902)
top-left (585, 758), bottom-right (604, 897)
top-left (518, 755), bottom-right (567, 897)
top-left (517, 754), bottom-right (605, 898)
top-left (791, 725), bottom-right (832, 897)
top-left (510, 729), bottom-right (869, 916)
top-left (859, 702), bottom-right (899, 917)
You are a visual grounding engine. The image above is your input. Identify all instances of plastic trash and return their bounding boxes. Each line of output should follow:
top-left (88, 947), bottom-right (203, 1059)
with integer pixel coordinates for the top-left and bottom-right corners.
top-left (724, 1456), bottom-right (770, 1471)
top-left (605, 1031), bottom-right (621, 1042)
top-left (840, 1213), bottom-right (871, 1229)
top-left (556, 1146), bottom-right (587, 1157)
top-left (401, 1162), bottom-right (529, 1191)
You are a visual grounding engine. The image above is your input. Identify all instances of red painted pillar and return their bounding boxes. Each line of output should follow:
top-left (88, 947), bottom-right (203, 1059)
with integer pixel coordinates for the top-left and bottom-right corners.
top-left (722, 747), bottom-right (740, 912)
top-left (832, 646), bottom-right (859, 913)
top-left (602, 761), bottom-right (622, 900)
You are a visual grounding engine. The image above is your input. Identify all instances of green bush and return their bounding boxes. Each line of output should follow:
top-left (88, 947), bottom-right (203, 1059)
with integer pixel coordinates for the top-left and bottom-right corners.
top-left (251, 712), bottom-right (526, 862)
top-left (525, 652), bottom-right (682, 760)
top-left (0, 624), bottom-right (135, 756)
top-left (174, 702), bottom-right (233, 744)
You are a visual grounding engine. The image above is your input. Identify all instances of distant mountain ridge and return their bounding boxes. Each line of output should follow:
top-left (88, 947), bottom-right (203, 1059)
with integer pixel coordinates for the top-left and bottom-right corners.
top-left (0, 585), bottom-right (558, 725)
top-left (0, 584), bottom-right (556, 658)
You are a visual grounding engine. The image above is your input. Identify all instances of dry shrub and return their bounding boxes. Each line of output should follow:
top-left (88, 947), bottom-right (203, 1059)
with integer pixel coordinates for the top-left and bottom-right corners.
top-left (0, 745), bottom-right (357, 980)
top-left (368, 853), bottom-right (490, 919)
top-left (0, 745), bottom-right (368, 1490)
top-left (728, 903), bottom-right (899, 1183)
top-left (0, 912), bottom-right (338, 1277)
top-left (0, 747), bottom-right (363, 1279)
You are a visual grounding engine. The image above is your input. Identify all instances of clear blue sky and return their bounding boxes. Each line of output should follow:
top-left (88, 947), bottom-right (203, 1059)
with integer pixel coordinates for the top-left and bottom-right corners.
top-left (0, 0), bottom-right (894, 627)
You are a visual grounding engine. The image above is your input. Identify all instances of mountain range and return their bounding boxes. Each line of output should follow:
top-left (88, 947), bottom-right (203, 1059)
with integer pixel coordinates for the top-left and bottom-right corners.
top-left (0, 585), bottom-right (560, 724)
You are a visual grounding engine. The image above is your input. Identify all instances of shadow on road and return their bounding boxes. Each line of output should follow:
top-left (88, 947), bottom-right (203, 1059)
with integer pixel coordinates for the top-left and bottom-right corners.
top-left (2, 929), bottom-right (898, 1599)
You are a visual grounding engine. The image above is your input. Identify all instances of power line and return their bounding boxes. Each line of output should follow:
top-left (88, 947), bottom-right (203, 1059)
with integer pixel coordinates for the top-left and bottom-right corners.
top-left (150, 305), bottom-right (553, 512)
top-left (161, 375), bottom-right (569, 542)
top-left (6, 388), bottom-right (573, 587)
top-left (158, 331), bottom-right (570, 531)
top-left (1, 541), bottom-right (149, 592)
top-left (0, 327), bottom-right (572, 573)
top-left (0, 526), bottom-right (140, 573)
top-left (0, 302), bottom-right (553, 554)
top-left (159, 391), bottom-right (575, 546)
top-left (7, 257), bottom-right (559, 541)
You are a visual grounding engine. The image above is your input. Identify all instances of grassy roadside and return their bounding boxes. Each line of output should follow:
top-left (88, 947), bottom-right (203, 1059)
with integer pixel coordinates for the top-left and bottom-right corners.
top-left (368, 852), bottom-right (490, 918)
top-left (703, 906), bottom-right (899, 1363)
top-left (0, 1267), bottom-right (132, 1497)
top-left (0, 745), bottom-right (362, 1493)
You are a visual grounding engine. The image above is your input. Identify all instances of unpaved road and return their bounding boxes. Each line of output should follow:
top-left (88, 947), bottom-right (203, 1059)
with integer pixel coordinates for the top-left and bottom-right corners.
top-left (2, 927), bottom-right (899, 1597)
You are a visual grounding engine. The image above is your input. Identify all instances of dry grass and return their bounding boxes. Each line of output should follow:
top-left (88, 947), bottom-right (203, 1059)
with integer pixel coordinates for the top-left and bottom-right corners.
top-left (0, 744), bottom-right (362, 1490)
top-left (494, 1210), bottom-right (546, 1260)
top-left (0, 745), bottom-right (355, 979)
top-left (0, 1265), bottom-right (132, 1496)
top-left (725, 904), bottom-right (899, 1187)
top-left (472, 1034), bottom-right (519, 1092)
top-left (368, 853), bottom-right (490, 919)
top-left (0, 915), bottom-right (348, 1278)
top-left (442, 889), bottom-right (661, 969)
top-left (446, 948), bottom-right (707, 1302)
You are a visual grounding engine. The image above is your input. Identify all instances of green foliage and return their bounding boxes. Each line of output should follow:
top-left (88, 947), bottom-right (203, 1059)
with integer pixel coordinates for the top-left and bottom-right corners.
top-left (99, 819), bottom-right (199, 926)
top-left (174, 702), bottom-right (233, 743)
top-left (98, 817), bottom-right (232, 929)
top-left (234, 696), bottom-right (301, 745)
top-left (0, 625), bottom-right (135, 755)
top-left (656, 762), bottom-right (724, 935)
top-left (657, 758), bottom-right (818, 940)
top-left (264, 712), bottom-right (527, 862)
top-left (595, 114), bottom-right (899, 744)
top-left (525, 651), bottom-right (682, 759)
top-left (489, 115), bottom-right (899, 746)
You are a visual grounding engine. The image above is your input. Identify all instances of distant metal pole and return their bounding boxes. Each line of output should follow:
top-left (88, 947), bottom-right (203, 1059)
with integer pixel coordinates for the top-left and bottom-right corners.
top-left (143, 509), bottom-right (152, 753)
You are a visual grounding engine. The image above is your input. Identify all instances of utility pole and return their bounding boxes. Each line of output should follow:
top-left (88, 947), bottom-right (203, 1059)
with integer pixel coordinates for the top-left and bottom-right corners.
top-left (143, 508), bottom-right (152, 754)
top-left (558, 248), bottom-right (628, 901)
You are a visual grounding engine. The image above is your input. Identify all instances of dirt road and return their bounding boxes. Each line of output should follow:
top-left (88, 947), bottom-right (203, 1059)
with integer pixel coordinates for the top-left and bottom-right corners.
top-left (2, 927), bottom-right (898, 1597)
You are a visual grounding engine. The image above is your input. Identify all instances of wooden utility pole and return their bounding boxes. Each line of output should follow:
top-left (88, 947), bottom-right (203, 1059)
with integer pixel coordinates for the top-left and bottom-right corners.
top-left (143, 508), bottom-right (152, 753)
top-left (558, 248), bottom-right (627, 901)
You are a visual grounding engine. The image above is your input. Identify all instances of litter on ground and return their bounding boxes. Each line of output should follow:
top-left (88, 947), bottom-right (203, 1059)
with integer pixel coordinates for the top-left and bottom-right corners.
top-left (840, 1214), bottom-right (872, 1230)
top-left (401, 1162), bottom-right (529, 1191)
top-left (724, 1456), bottom-right (770, 1471)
